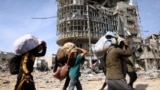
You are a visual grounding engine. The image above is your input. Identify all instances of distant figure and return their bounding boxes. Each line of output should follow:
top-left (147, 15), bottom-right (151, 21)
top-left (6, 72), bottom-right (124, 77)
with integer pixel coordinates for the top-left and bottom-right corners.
top-left (105, 39), bottom-right (132, 90)
top-left (68, 47), bottom-right (87, 90)
top-left (14, 35), bottom-right (47, 90)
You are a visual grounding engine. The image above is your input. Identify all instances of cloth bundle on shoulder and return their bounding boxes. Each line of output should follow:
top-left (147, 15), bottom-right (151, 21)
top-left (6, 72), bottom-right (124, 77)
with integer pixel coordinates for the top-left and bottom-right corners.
top-left (56, 42), bottom-right (76, 62)
top-left (53, 42), bottom-right (76, 81)
top-left (10, 34), bottom-right (44, 75)
top-left (13, 34), bottom-right (43, 55)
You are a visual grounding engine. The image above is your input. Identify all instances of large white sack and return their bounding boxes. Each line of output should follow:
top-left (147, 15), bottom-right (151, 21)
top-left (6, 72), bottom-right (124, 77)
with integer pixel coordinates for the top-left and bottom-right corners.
top-left (13, 34), bottom-right (43, 55)
top-left (91, 31), bottom-right (124, 58)
top-left (91, 35), bottom-right (111, 58)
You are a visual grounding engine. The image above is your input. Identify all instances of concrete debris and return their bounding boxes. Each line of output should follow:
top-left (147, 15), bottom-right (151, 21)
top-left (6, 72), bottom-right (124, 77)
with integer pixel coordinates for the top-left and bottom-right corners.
top-left (137, 70), bottom-right (160, 79)
top-left (0, 68), bottom-right (160, 90)
top-left (3, 80), bottom-right (10, 84)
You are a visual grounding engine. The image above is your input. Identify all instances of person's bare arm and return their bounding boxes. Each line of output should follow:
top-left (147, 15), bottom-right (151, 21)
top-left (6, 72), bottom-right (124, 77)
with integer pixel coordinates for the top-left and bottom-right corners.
top-left (76, 48), bottom-right (87, 57)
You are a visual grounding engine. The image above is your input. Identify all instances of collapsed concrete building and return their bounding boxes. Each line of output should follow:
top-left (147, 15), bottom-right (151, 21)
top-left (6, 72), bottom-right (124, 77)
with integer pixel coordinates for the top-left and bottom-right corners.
top-left (56, 0), bottom-right (141, 63)
top-left (0, 51), bottom-right (15, 71)
top-left (0, 50), bottom-right (55, 72)
top-left (1, 0), bottom-right (159, 73)
top-left (136, 34), bottom-right (160, 71)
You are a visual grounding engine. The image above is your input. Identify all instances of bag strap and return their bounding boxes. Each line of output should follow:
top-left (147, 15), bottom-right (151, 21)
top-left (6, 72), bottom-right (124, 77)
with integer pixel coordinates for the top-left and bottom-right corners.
top-left (66, 51), bottom-right (73, 66)
top-left (66, 46), bottom-right (77, 64)
top-left (66, 58), bottom-right (70, 65)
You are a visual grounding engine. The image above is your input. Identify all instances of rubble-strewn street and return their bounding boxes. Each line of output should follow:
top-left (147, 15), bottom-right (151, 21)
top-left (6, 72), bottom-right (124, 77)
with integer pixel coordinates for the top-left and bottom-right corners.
top-left (1, 69), bottom-right (160, 90)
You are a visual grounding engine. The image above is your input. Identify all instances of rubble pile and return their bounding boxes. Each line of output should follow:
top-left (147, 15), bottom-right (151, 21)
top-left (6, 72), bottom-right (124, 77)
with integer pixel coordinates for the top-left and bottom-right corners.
top-left (1, 68), bottom-right (160, 90)
top-left (0, 68), bottom-right (105, 90)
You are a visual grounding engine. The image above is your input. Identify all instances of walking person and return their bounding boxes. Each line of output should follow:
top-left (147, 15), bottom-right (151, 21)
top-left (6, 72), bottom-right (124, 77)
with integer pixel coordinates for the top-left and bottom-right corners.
top-left (53, 55), bottom-right (71, 90)
top-left (63, 56), bottom-right (86, 90)
top-left (99, 55), bottom-right (108, 90)
top-left (99, 31), bottom-right (115, 90)
top-left (62, 71), bottom-right (70, 90)
top-left (127, 55), bottom-right (137, 89)
top-left (68, 47), bottom-right (87, 90)
top-left (105, 39), bottom-right (132, 90)
top-left (14, 36), bottom-right (47, 90)
top-left (53, 42), bottom-right (79, 90)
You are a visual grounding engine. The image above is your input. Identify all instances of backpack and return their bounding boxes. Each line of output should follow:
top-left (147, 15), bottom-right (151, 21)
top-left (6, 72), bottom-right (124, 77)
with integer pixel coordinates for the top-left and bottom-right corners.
top-left (9, 55), bottom-right (23, 75)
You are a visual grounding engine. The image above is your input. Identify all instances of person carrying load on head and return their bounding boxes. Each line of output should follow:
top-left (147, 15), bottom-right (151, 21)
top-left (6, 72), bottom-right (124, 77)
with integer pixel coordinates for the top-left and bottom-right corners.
top-left (13, 34), bottom-right (47, 90)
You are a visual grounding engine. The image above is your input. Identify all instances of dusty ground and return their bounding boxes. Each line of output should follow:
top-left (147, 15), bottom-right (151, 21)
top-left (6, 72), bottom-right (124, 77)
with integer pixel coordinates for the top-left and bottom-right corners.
top-left (0, 71), bottom-right (160, 90)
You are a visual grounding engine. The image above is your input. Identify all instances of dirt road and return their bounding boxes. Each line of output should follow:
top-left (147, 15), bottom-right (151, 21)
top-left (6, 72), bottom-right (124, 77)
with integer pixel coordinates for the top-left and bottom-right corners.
top-left (0, 71), bottom-right (160, 90)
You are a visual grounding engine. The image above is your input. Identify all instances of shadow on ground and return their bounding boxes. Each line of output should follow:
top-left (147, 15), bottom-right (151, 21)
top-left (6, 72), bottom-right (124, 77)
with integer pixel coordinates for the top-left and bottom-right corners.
top-left (135, 84), bottom-right (148, 90)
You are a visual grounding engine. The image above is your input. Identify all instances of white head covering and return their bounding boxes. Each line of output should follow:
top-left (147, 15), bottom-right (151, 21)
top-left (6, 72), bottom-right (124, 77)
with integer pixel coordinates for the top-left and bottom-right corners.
top-left (117, 35), bottom-right (125, 45)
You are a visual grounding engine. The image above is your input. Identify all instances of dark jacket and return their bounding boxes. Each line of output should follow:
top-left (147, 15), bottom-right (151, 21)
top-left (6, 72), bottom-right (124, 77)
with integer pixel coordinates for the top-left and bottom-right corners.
top-left (105, 46), bottom-right (132, 80)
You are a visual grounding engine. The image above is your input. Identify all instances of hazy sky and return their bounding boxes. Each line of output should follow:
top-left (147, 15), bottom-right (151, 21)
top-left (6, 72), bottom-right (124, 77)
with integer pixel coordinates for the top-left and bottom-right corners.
top-left (0, 0), bottom-right (58, 55)
top-left (0, 0), bottom-right (160, 55)
top-left (135, 0), bottom-right (160, 37)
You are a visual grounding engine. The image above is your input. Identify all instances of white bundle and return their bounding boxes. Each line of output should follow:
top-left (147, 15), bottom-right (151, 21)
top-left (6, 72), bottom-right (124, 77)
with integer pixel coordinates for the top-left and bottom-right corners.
top-left (13, 34), bottom-right (43, 55)
top-left (91, 35), bottom-right (111, 58)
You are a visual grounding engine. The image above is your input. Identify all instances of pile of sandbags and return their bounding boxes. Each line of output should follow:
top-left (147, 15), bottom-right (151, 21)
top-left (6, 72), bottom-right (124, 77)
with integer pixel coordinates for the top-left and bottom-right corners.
top-left (13, 34), bottom-right (43, 55)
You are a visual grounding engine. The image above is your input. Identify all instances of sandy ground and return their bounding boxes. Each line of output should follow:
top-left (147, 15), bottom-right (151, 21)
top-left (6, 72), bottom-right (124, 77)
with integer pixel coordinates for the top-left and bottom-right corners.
top-left (0, 71), bottom-right (160, 90)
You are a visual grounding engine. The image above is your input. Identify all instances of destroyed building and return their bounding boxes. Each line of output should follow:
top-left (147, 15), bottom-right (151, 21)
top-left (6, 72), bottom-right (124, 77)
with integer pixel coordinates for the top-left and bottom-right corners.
top-left (0, 51), bottom-right (15, 71)
top-left (136, 34), bottom-right (160, 71)
top-left (34, 54), bottom-right (56, 71)
top-left (56, 0), bottom-right (141, 56)
top-left (0, 50), bottom-right (55, 72)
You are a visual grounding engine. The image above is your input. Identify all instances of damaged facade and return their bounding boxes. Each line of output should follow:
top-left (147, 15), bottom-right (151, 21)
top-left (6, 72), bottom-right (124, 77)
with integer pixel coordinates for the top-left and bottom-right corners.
top-left (0, 51), bottom-right (14, 71)
top-left (0, 0), bottom-right (159, 73)
top-left (136, 34), bottom-right (160, 71)
top-left (0, 51), bottom-right (56, 72)
top-left (56, 0), bottom-right (141, 61)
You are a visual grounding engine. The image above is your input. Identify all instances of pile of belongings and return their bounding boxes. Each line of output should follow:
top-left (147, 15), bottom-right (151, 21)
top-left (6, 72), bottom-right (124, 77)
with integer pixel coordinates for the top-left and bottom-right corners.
top-left (13, 34), bottom-right (44, 55)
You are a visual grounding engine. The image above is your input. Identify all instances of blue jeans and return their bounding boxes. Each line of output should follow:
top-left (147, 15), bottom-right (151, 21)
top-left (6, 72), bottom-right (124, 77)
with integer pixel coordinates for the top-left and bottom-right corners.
top-left (69, 77), bottom-right (82, 90)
